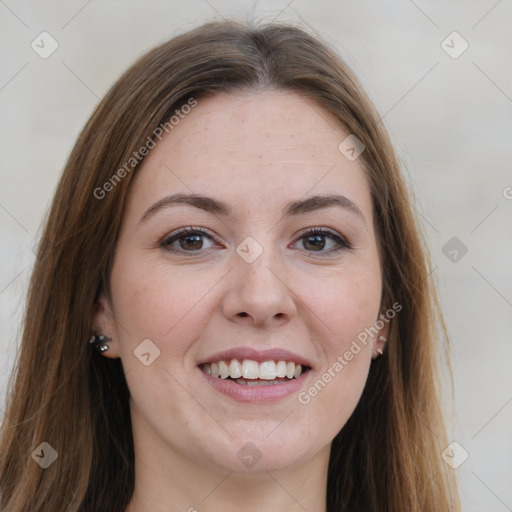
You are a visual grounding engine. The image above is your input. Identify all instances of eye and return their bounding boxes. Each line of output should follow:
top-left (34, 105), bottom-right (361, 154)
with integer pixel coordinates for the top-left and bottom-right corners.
top-left (292, 228), bottom-right (352, 255)
top-left (160, 227), bottom-right (219, 254)
top-left (160, 226), bottom-right (352, 256)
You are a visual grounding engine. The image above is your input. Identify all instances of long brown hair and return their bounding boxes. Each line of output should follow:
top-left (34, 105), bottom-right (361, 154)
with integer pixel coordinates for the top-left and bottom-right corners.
top-left (0, 20), bottom-right (460, 511)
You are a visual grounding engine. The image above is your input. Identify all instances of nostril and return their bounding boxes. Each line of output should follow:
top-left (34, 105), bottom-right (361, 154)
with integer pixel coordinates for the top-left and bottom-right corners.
top-left (239, 312), bottom-right (248, 317)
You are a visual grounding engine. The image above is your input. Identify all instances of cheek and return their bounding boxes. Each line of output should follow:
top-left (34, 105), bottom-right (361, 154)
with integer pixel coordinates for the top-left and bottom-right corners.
top-left (299, 262), bottom-right (382, 348)
top-left (110, 256), bottom-right (218, 356)
top-left (294, 263), bottom-right (380, 419)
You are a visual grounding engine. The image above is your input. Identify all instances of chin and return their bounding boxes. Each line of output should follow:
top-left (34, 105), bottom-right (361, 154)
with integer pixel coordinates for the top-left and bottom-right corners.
top-left (201, 426), bottom-right (325, 474)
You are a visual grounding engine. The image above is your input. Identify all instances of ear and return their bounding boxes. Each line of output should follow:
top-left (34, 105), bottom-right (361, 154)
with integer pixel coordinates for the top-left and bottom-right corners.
top-left (92, 293), bottom-right (121, 358)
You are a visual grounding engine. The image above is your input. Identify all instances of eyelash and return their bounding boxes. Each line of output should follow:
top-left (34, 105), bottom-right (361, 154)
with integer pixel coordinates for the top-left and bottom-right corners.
top-left (160, 226), bottom-right (353, 256)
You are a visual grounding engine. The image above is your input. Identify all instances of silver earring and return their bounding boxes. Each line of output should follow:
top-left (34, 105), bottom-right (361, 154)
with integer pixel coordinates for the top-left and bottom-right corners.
top-left (376, 336), bottom-right (386, 356)
top-left (89, 334), bottom-right (111, 352)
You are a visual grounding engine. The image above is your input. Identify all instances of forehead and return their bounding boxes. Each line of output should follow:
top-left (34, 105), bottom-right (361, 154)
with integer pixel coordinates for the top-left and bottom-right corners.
top-left (127, 89), bottom-right (373, 220)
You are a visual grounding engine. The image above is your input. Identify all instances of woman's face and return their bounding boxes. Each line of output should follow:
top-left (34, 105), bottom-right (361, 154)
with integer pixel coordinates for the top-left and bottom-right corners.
top-left (94, 90), bottom-right (387, 473)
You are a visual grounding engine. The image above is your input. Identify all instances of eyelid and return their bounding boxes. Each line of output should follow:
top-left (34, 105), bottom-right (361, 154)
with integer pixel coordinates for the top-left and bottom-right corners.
top-left (294, 226), bottom-right (351, 244)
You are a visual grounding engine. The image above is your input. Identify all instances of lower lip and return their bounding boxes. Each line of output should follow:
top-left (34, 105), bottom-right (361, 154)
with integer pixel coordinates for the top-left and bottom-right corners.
top-left (199, 368), bottom-right (310, 403)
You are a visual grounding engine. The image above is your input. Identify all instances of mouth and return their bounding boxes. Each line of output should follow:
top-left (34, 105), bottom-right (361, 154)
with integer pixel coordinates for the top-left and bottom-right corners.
top-left (197, 347), bottom-right (313, 402)
top-left (200, 359), bottom-right (311, 386)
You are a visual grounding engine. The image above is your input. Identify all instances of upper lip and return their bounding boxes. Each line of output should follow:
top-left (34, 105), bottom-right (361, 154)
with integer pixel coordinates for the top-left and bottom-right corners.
top-left (197, 346), bottom-right (313, 368)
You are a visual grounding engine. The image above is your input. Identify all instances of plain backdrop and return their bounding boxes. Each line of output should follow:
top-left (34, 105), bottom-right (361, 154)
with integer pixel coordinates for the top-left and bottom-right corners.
top-left (0, 1), bottom-right (511, 510)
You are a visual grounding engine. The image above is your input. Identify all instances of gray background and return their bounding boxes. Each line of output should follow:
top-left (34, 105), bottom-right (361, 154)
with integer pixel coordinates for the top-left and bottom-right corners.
top-left (0, 1), bottom-right (510, 510)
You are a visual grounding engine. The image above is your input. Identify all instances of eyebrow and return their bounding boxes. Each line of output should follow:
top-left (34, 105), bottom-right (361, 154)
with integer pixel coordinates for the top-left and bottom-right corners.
top-left (139, 192), bottom-right (365, 224)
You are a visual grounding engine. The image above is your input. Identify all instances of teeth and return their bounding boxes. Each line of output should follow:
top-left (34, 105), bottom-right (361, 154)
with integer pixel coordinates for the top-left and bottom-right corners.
top-left (259, 361), bottom-right (277, 380)
top-left (276, 360), bottom-right (287, 378)
top-left (211, 362), bottom-right (220, 378)
top-left (201, 359), bottom-right (306, 382)
top-left (229, 359), bottom-right (242, 379)
top-left (218, 360), bottom-right (230, 379)
top-left (286, 361), bottom-right (295, 379)
top-left (242, 360), bottom-right (259, 379)
top-left (235, 378), bottom-right (286, 386)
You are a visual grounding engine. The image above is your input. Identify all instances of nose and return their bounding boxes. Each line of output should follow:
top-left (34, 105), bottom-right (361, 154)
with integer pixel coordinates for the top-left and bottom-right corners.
top-left (221, 246), bottom-right (297, 328)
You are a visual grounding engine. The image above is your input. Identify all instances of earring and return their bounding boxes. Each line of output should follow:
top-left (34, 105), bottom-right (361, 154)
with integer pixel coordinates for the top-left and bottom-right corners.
top-left (376, 336), bottom-right (386, 356)
top-left (89, 334), bottom-right (111, 353)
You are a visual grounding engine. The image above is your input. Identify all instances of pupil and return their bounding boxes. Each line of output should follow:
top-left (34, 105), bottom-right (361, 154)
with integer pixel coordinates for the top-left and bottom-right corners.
top-left (305, 235), bottom-right (325, 251)
top-left (181, 235), bottom-right (202, 250)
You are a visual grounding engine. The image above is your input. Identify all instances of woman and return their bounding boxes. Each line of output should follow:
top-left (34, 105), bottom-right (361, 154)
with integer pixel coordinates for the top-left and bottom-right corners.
top-left (0, 20), bottom-right (461, 511)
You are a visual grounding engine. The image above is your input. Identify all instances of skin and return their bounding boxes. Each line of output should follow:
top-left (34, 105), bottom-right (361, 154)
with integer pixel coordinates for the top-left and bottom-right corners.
top-left (93, 89), bottom-right (388, 512)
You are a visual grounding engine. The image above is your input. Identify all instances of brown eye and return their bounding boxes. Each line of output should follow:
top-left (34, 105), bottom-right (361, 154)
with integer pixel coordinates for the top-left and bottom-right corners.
top-left (302, 234), bottom-right (326, 251)
top-left (294, 228), bottom-right (352, 255)
top-left (178, 234), bottom-right (203, 251)
top-left (160, 227), bottom-right (217, 254)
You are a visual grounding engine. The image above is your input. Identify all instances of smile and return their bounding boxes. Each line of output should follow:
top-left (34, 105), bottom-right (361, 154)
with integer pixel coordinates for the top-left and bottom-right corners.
top-left (197, 347), bottom-right (313, 402)
top-left (201, 359), bottom-right (308, 386)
